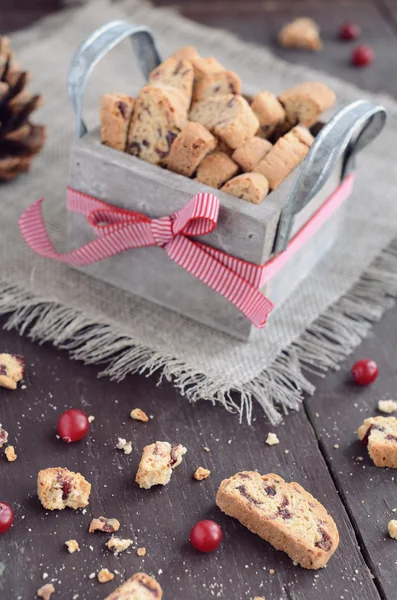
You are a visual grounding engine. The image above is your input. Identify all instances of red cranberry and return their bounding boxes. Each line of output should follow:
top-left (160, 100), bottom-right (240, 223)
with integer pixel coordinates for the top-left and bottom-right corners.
top-left (351, 359), bottom-right (378, 385)
top-left (339, 22), bottom-right (361, 41)
top-left (352, 45), bottom-right (374, 67)
top-left (57, 409), bottom-right (89, 443)
top-left (0, 502), bottom-right (14, 534)
top-left (190, 520), bottom-right (222, 553)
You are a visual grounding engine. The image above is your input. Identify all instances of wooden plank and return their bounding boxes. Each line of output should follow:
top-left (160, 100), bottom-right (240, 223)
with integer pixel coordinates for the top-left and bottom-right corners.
top-left (0, 317), bottom-right (380, 600)
top-left (305, 301), bottom-right (397, 600)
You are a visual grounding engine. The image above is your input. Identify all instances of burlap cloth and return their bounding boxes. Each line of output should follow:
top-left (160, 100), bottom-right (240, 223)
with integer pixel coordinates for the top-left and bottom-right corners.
top-left (1, 0), bottom-right (397, 423)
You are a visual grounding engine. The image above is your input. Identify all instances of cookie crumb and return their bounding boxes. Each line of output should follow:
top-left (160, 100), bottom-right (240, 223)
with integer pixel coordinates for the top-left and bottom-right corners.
top-left (130, 408), bottom-right (149, 422)
top-left (388, 520), bottom-right (397, 539)
top-left (137, 547), bottom-right (146, 556)
top-left (88, 415), bottom-right (95, 423)
top-left (0, 353), bottom-right (25, 390)
top-left (269, 568), bottom-right (275, 574)
top-left (65, 539), bottom-right (80, 553)
top-left (98, 568), bottom-right (115, 583)
top-left (194, 467), bottom-right (211, 481)
top-left (265, 433), bottom-right (279, 446)
top-left (253, 597), bottom-right (266, 600)
top-left (378, 399), bottom-right (397, 414)
top-left (0, 424), bottom-right (8, 448)
top-left (5, 445), bottom-right (17, 462)
top-left (203, 446), bottom-right (210, 452)
top-left (334, 444), bottom-right (340, 449)
top-left (116, 437), bottom-right (132, 455)
top-left (88, 572), bottom-right (96, 580)
top-left (37, 583), bottom-right (55, 600)
top-left (284, 449), bottom-right (289, 454)
top-left (89, 516), bottom-right (120, 534)
top-left (106, 536), bottom-right (133, 555)
top-left (42, 573), bottom-right (49, 580)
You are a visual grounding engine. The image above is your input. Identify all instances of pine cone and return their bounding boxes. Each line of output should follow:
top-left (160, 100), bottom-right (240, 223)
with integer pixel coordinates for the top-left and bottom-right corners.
top-left (0, 35), bottom-right (46, 182)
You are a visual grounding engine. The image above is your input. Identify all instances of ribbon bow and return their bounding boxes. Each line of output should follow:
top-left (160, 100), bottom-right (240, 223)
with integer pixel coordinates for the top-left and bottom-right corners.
top-left (19, 189), bottom-right (274, 328)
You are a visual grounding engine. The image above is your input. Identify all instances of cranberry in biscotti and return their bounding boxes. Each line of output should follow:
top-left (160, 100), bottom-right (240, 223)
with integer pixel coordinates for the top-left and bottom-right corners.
top-left (0, 353), bottom-right (24, 390)
top-left (37, 467), bottom-right (91, 510)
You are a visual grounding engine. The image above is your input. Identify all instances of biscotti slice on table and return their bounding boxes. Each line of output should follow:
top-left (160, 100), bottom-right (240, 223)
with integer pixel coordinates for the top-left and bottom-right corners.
top-left (221, 173), bottom-right (269, 204)
top-left (216, 471), bottom-right (339, 569)
top-left (127, 84), bottom-right (188, 166)
top-left (254, 125), bottom-right (314, 189)
top-left (196, 151), bottom-right (239, 189)
top-left (149, 57), bottom-right (194, 104)
top-left (136, 441), bottom-right (186, 489)
top-left (105, 572), bottom-right (163, 600)
top-left (250, 91), bottom-right (286, 139)
top-left (232, 136), bottom-right (272, 172)
top-left (278, 81), bottom-right (336, 128)
top-left (358, 416), bottom-right (397, 468)
top-left (37, 467), bottom-right (91, 510)
top-left (171, 45), bottom-right (200, 62)
top-left (190, 94), bottom-right (259, 149)
top-left (167, 122), bottom-right (217, 177)
top-left (193, 70), bottom-right (242, 101)
top-left (100, 93), bottom-right (135, 152)
top-left (0, 353), bottom-right (24, 389)
top-left (278, 17), bottom-right (323, 51)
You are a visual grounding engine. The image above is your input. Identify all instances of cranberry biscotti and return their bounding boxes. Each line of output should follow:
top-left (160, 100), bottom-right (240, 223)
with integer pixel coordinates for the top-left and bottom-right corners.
top-left (105, 572), bottom-right (162, 600)
top-left (358, 416), bottom-right (397, 468)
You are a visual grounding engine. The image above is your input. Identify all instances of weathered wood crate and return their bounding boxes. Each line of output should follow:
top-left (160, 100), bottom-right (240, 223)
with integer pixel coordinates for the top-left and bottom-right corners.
top-left (66, 21), bottom-right (386, 341)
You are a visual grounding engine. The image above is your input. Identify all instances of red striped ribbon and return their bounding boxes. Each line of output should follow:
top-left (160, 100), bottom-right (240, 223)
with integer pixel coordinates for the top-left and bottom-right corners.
top-left (19, 189), bottom-right (274, 328)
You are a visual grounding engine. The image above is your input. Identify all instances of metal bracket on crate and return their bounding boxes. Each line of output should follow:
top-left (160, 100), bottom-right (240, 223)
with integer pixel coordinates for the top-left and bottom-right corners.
top-left (272, 100), bottom-right (387, 255)
top-left (68, 20), bottom-right (161, 139)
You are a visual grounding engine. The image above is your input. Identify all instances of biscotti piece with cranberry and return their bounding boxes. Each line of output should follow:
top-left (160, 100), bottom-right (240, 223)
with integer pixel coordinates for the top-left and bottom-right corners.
top-left (221, 173), bottom-right (269, 204)
top-left (358, 416), bottom-right (397, 468)
top-left (196, 151), bottom-right (239, 189)
top-left (136, 441), bottom-right (186, 489)
top-left (216, 471), bottom-right (339, 569)
top-left (232, 137), bottom-right (272, 172)
top-left (167, 122), bottom-right (217, 177)
top-left (37, 467), bottom-right (91, 510)
top-left (100, 93), bottom-right (135, 152)
top-left (105, 572), bottom-right (163, 600)
top-left (149, 57), bottom-right (194, 104)
top-left (190, 56), bottom-right (224, 84)
top-left (127, 84), bottom-right (188, 166)
top-left (278, 18), bottom-right (323, 51)
top-left (193, 70), bottom-right (242, 101)
top-left (250, 91), bottom-right (286, 139)
top-left (190, 94), bottom-right (259, 149)
top-left (171, 45), bottom-right (199, 62)
top-left (0, 353), bottom-right (24, 390)
top-left (279, 82), bottom-right (336, 128)
top-left (254, 125), bottom-right (313, 189)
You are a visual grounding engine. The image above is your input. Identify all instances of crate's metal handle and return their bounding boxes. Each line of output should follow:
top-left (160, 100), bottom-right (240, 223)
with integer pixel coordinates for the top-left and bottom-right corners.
top-left (68, 20), bottom-right (161, 138)
top-left (272, 100), bottom-right (386, 254)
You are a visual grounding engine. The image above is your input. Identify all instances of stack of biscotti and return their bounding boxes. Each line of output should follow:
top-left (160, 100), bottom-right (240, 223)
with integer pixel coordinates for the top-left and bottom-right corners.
top-left (99, 44), bottom-right (336, 205)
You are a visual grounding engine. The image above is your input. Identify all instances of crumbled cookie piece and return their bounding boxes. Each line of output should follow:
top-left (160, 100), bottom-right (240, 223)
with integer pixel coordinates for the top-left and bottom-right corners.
top-left (358, 416), bottom-right (397, 468)
top-left (37, 467), bottom-right (91, 510)
top-left (194, 467), bottom-right (211, 481)
top-left (388, 520), bottom-right (397, 539)
top-left (5, 445), bottom-right (17, 462)
top-left (266, 433), bottom-right (280, 446)
top-left (278, 18), bottom-right (323, 51)
top-left (167, 122), bottom-right (217, 176)
top-left (136, 441), bottom-right (187, 489)
top-left (149, 57), bottom-right (194, 104)
top-left (37, 583), bottom-right (55, 600)
top-left (171, 45), bottom-right (199, 62)
top-left (250, 91), bottom-right (286, 139)
top-left (98, 568), bottom-right (115, 583)
top-left (137, 546), bottom-right (147, 557)
top-left (216, 471), bottom-right (339, 569)
top-left (0, 353), bottom-right (24, 390)
top-left (221, 172), bottom-right (269, 205)
top-left (65, 539), bottom-right (80, 553)
top-left (89, 516), bottom-right (120, 534)
top-left (0, 424), bottom-right (8, 448)
top-left (100, 93), bottom-right (135, 152)
top-left (105, 572), bottom-right (163, 600)
top-left (106, 536), bottom-right (133, 555)
top-left (116, 438), bottom-right (133, 455)
top-left (88, 415), bottom-right (95, 423)
top-left (195, 151), bottom-right (239, 189)
top-left (232, 137), bottom-right (272, 172)
top-left (278, 82), bottom-right (335, 128)
top-left (130, 408), bottom-right (149, 423)
top-left (378, 400), bottom-right (397, 414)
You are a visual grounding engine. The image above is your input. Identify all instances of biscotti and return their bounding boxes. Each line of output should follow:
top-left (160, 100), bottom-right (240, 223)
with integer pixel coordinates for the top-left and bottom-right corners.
top-left (196, 151), bottom-right (239, 188)
top-left (171, 45), bottom-right (199, 62)
top-left (358, 416), bottom-right (397, 468)
top-left (149, 57), bottom-right (194, 104)
top-left (190, 56), bottom-right (224, 84)
top-left (279, 82), bottom-right (336, 128)
top-left (278, 18), bottom-right (323, 51)
top-left (250, 91), bottom-right (286, 139)
top-left (193, 70), bottom-right (242, 101)
top-left (37, 467), bottom-right (91, 510)
top-left (0, 353), bottom-right (24, 389)
top-left (100, 93), bottom-right (135, 152)
top-left (105, 572), bottom-right (163, 600)
top-left (221, 173), bottom-right (269, 204)
top-left (127, 84), bottom-right (188, 165)
top-left (216, 471), bottom-right (339, 569)
top-left (167, 122), bottom-right (217, 176)
top-left (190, 94), bottom-right (259, 149)
top-left (136, 441), bottom-right (186, 489)
top-left (232, 137), bottom-right (272, 172)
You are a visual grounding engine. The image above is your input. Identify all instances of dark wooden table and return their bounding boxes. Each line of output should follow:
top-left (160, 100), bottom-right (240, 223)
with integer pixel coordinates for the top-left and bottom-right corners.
top-left (1, 1), bottom-right (397, 599)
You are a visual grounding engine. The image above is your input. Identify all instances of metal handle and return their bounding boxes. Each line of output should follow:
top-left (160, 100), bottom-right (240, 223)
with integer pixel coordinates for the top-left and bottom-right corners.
top-left (68, 20), bottom-right (161, 138)
top-left (272, 99), bottom-right (387, 254)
